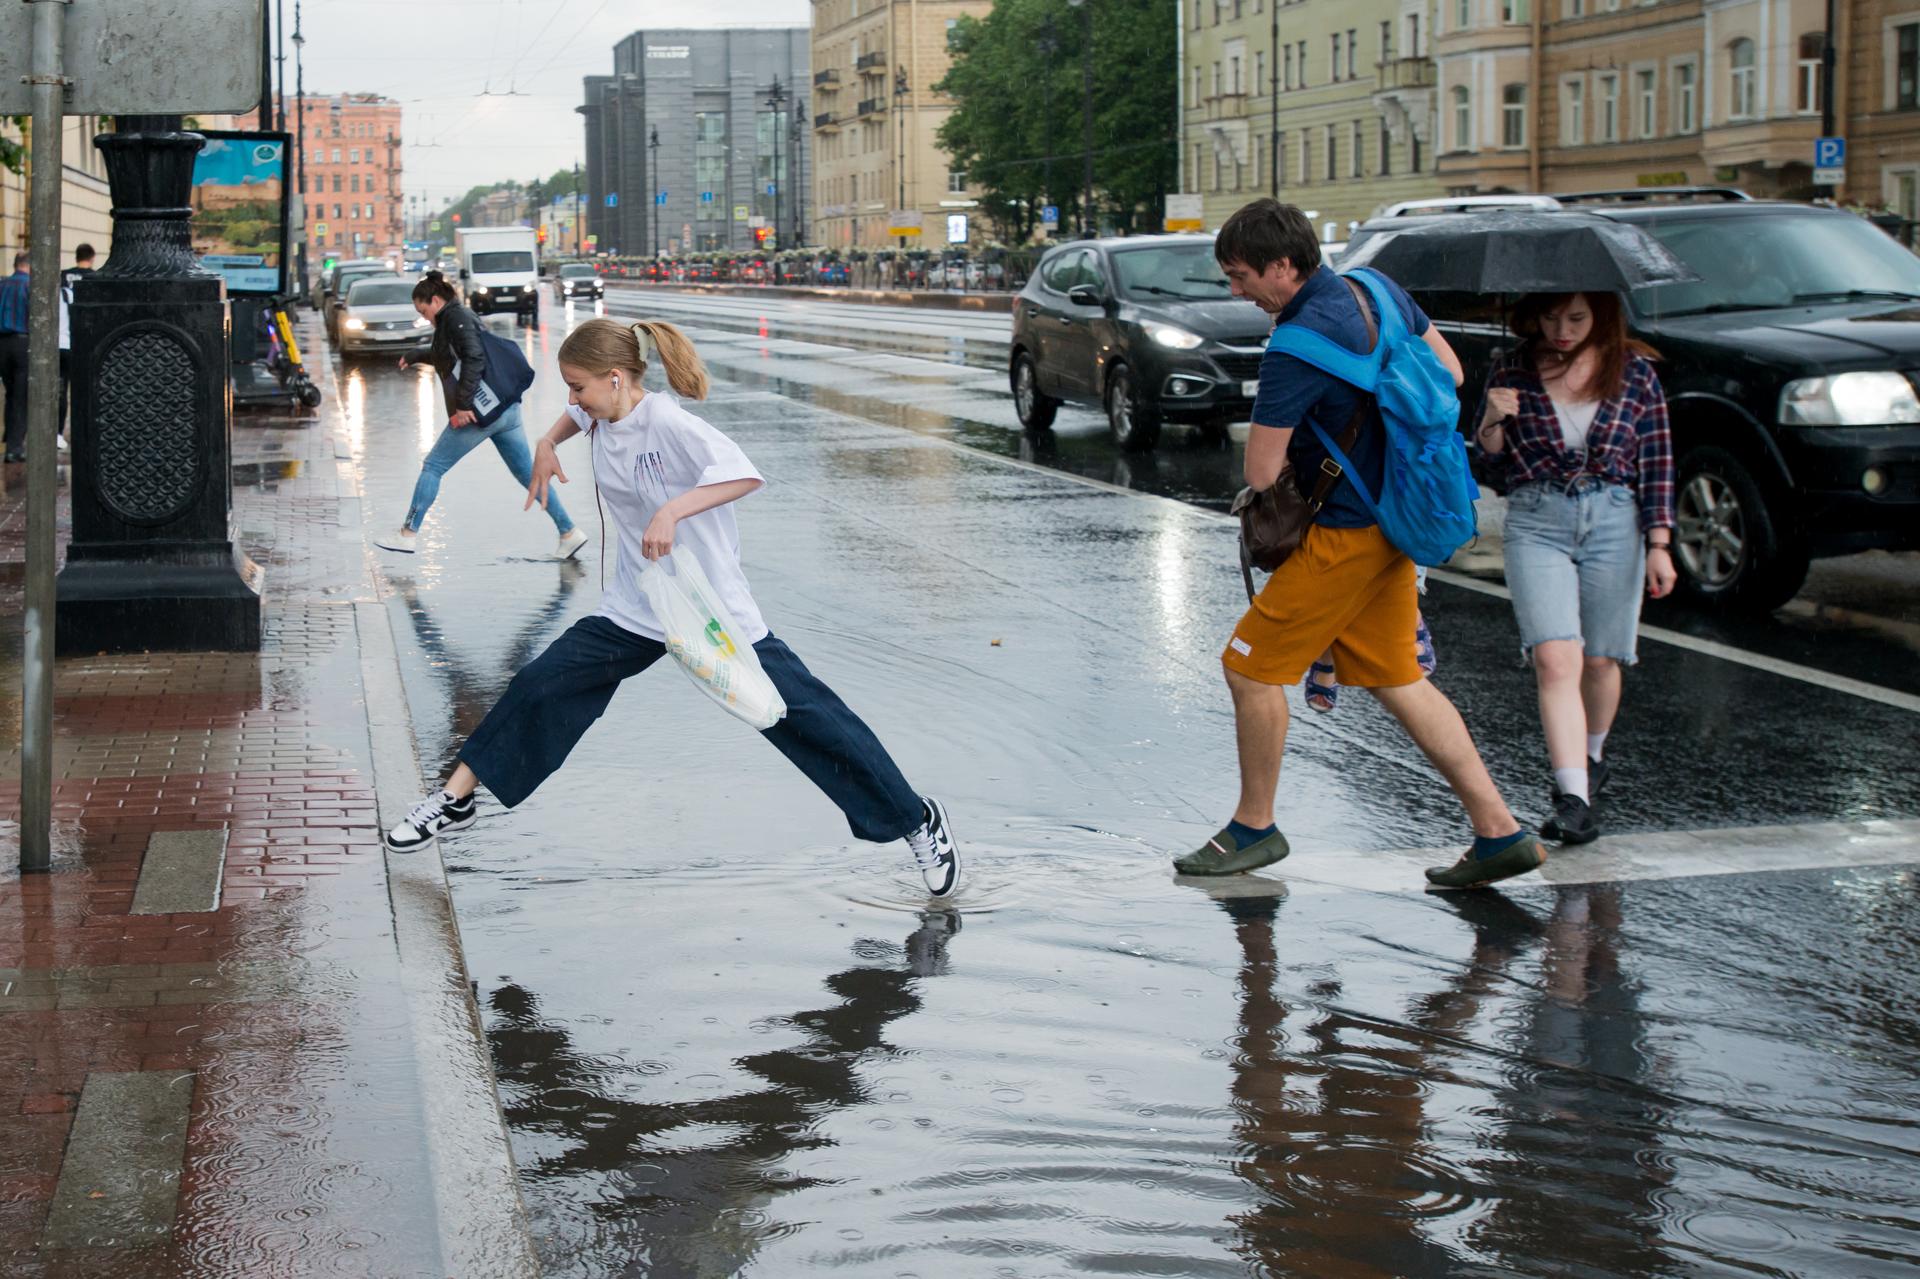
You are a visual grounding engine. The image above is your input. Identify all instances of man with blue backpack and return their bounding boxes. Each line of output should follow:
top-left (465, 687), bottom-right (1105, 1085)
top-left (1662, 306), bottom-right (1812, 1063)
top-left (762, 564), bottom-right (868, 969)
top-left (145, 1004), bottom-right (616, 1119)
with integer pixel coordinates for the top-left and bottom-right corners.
top-left (1175, 199), bottom-right (1544, 890)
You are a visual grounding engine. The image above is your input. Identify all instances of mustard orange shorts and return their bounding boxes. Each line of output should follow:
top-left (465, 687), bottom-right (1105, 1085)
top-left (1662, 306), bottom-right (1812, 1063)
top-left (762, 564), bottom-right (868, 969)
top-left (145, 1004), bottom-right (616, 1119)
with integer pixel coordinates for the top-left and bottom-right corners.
top-left (1222, 524), bottom-right (1423, 688)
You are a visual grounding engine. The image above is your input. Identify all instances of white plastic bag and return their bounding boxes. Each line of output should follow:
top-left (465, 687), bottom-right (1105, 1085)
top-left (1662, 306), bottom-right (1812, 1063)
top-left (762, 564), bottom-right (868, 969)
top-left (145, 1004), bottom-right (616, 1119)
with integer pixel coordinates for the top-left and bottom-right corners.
top-left (639, 554), bottom-right (787, 730)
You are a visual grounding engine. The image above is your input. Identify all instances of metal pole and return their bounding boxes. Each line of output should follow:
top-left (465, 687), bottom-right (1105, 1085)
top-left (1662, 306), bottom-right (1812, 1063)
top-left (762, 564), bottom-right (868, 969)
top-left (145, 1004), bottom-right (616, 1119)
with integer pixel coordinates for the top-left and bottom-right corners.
top-left (294, 11), bottom-right (307, 298)
top-left (1080, 0), bottom-right (1094, 236)
top-left (769, 79), bottom-right (783, 252)
top-left (258, 0), bottom-right (273, 129)
top-left (275, 0), bottom-right (286, 130)
top-left (1269, 1), bottom-right (1278, 196)
top-left (1819, 0), bottom-right (1837, 198)
top-left (19, 0), bottom-right (68, 873)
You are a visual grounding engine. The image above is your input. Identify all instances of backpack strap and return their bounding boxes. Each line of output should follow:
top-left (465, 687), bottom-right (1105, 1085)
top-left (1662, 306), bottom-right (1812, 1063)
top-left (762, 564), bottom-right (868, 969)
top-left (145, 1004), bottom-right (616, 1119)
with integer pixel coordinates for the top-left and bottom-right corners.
top-left (1299, 278), bottom-right (1378, 513)
top-left (1266, 275), bottom-right (1387, 390)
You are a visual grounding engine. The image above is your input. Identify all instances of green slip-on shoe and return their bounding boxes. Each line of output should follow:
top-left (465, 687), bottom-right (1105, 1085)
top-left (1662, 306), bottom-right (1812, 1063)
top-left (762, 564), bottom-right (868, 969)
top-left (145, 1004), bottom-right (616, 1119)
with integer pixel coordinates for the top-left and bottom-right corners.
top-left (1174, 825), bottom-right (1291, 876)
top-left (1423, 833), bottom-right (1547, 890)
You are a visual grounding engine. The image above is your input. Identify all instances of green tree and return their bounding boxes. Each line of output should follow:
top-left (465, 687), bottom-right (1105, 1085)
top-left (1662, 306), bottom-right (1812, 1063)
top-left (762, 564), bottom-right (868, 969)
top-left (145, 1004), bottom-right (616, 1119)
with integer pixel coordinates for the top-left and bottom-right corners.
top-left (937, 0), bottom-right (1175, 240)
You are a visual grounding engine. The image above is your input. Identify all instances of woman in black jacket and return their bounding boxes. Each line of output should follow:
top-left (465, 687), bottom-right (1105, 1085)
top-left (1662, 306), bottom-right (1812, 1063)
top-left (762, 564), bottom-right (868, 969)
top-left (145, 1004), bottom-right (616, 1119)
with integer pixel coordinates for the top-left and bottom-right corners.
top-left (377, 275), bottom-right (587, 559)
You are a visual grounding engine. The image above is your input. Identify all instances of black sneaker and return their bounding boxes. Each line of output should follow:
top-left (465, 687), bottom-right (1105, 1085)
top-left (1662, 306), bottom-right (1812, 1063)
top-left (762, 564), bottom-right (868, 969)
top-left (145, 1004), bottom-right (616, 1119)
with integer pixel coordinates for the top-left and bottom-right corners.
top-left (1589, 757), bottom-right (1611, 799)
top-left (907, 797), bottom-right (961, 897)
top-left (384, 788), bottom-right (477, 852)
top-left (1539, 789), bottom-right (1600, 845)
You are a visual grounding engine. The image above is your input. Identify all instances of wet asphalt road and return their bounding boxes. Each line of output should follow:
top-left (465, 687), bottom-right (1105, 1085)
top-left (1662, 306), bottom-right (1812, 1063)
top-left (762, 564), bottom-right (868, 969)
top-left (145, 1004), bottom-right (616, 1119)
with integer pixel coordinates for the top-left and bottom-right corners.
top-left (324, 296), bottom-right (1919, 1277)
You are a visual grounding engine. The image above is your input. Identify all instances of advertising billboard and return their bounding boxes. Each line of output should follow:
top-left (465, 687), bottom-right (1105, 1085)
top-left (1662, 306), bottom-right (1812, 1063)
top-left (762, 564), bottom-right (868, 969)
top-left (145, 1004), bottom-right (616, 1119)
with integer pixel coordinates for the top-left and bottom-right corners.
top-left (190, 131), bottom-right (291, 295)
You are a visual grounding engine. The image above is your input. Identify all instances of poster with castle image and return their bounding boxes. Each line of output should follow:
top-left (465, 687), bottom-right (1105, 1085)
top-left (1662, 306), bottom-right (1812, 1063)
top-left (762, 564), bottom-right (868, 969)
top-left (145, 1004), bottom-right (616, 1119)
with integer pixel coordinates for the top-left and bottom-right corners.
top-left (189, 132), bottom-right (288, 294)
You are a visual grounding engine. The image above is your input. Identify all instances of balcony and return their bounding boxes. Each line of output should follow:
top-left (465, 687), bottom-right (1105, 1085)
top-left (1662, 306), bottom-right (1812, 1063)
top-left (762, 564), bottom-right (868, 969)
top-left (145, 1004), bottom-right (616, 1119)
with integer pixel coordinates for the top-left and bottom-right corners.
top-left (1205, 92), bottom-right (1247, 121)
top-left (856, 51), bottom-right (886, 72)
top-left (815, 69), bottom-right (841, 89)
top-left (815, 112), bottom-right (842, 132)
top-left (1375, 57), bottom-right (1437, 93)
top-left (857, 98), bottom-right (885, 117)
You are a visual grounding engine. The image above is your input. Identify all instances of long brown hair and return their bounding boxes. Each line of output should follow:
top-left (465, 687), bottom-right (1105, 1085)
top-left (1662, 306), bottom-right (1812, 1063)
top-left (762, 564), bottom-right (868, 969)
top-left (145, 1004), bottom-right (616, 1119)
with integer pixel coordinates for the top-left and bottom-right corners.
top-left (556, 317), bottom-right (710, 401)
top-left (1510, 291), bottom-right (1659, 401)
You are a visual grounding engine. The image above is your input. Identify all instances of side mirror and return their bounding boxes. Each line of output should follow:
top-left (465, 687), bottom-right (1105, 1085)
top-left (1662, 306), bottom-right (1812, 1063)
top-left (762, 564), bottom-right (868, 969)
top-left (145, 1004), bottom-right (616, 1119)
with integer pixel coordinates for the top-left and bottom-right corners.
top-left (1068, 284), bottom-right (1103, 308)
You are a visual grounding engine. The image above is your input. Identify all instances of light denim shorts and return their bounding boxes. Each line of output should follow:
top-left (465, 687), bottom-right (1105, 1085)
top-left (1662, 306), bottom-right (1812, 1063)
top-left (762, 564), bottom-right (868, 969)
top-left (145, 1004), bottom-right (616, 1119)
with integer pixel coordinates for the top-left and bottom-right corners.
top-left (1502, 479), bottom-right (1646, 664)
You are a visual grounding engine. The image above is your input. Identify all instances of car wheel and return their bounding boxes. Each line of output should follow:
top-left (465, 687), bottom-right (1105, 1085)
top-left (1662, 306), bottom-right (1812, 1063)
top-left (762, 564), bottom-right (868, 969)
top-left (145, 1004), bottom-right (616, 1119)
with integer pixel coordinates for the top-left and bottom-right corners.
top-left (1011, 350), bottom-right (1058, 430)
top-left (1674, 445), bottom-right (1810, 612)
top-left (1105, 364), bottom-right (1162, 452)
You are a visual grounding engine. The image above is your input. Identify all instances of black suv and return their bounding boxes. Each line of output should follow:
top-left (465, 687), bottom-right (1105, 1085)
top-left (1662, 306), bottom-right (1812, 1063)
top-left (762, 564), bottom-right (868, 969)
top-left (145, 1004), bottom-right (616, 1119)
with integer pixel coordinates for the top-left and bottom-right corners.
top-left (1349, 194), bottom-right (1920, 609)
top-left (1010, 235), bottom-right (1271, 450)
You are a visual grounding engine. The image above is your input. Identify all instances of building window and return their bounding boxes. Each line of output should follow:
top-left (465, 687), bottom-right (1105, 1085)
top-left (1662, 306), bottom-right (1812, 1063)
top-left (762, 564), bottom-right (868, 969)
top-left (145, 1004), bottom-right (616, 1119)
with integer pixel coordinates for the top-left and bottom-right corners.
top-left (1563, 79), bottom-right (1585, 144)
top-left (1380, 20), bottom-right (1392, 61)
top-left (1256, 51), bottom-right (1266, 94)
top-left (1283, 45), bottom-right (1293, 90)
top-left (349, 205), bottom-right (358, 220)
top-left (1456, 0), bottom-right (1471, 32)
top-left (1194, 65), bottom-right (1205, 104)
top-left (1568, 0), bottom-right (1583, 15)
top-left (1213, 151), bottom-right (1223, 192)
top-left (1452, 85), bottom-right (1471, 150)
top-left (331, 174), bottom-right (342, 192)
top-left (1797, 33), bottom-right (1823, 114)
top-left (1231, 54), bottom-right (1242, 94)
top-left (1406, 13), bottom-right (1420, 57)
top-left (1274, 133), bottom-right (1285, 186)
top-left (1502, 84), bottom-right (1527, 147)
top-left (1598, 71), bottom-right (1620, 139)
top-left (1330, 33), bottom-right (1341, 81)
top-left (350, 175), bottom-right (360, 193)
top-left (348, 148), bottom-right (358, 163)
top-left (1675, 61), bottom-right (1698, 132)
top-left (1346, 29), bottom-right (1357, 79)
top-left (1502, 0), bottom-right (1527, 23)
top-left (1729, 38), bottom-right (1756, 120)
top-left (1900, 23), bottom-right (1920, 110)
top-left (1326, 123), bottom-right (1337, 179)
top-left (330, 148), bottom-right (341, 162)
top-left (1636, 68), bottom-right (1657, 137)
top-left (1213, 62), bottom-right (1222, 96)
top-left (945, 18), bottom-right (959, 50)
top-left (332, 203), bottom-right (341, 219)
top-left (365, 203), bottom-right (374, 218)
top-left (948, 169), bottom-right (966, 193)
top-left (1251, 135), bottom-right (1260, 187)
top-left (1379, 119), bottom-right (1392, 174)
top-left (1298, 41), bottom-right (1307, 84)
top-left (1351, 119), bottom-right (1363, 175)
top-left (1299, 131), bottom-right (1311, 184)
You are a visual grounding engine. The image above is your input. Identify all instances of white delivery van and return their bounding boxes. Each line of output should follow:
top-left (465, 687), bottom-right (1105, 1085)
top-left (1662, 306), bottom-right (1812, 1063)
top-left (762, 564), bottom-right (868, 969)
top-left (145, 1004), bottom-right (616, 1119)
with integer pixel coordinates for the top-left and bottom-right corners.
top-left (455, 226), bottom-right (539, 318)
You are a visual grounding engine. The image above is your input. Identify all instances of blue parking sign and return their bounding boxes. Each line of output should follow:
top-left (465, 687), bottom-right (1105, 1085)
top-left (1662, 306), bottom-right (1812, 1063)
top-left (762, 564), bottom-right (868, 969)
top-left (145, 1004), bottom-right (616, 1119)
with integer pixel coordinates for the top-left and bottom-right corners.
top-left (700, 192), bottom-right (714, 204)
top-left (1815, 136), bottom-right (1845, 167)
top-left (1041, 204), bottom-right (1060, 223)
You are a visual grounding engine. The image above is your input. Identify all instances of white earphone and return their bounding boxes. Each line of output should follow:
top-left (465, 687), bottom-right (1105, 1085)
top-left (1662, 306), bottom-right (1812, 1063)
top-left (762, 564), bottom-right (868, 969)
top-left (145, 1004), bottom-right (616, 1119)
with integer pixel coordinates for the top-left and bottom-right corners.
top-left (612, 374), bottom-right (621, 388)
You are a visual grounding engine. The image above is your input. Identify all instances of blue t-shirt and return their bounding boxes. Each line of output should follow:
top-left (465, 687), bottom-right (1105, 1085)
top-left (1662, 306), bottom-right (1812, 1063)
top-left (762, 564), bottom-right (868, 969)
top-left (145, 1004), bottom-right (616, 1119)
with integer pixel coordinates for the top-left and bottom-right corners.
top-left (1250, 266), bottom-right (1430, 529)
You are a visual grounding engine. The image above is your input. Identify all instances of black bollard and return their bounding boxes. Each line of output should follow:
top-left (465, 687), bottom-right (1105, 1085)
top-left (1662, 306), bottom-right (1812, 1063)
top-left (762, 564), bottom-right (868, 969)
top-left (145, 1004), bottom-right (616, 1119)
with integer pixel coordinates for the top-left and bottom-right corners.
top-left (55, 115), bottom-right (263, 654)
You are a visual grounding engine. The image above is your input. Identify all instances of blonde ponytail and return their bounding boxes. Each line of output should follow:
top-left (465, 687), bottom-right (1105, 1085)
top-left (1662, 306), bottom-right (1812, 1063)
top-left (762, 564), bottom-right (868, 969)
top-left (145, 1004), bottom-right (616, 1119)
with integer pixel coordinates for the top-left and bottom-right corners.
top-left (556, 316), bottom-right (710, 401)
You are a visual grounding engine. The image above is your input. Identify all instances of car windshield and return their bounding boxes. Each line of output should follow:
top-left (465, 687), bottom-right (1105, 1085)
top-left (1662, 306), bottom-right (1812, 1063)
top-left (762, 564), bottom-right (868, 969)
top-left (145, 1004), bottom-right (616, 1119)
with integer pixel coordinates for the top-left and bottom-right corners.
top-left (1110, 244), bottom-right (1231, 301)
top-left (560, 265), bottom-right (596, 278)
top-left (1632, 212), bottom-right (1920, 316)
top-left (472, 251), bottom-right (534, 274)
top-left (348, 281), bottom-right (414, 306)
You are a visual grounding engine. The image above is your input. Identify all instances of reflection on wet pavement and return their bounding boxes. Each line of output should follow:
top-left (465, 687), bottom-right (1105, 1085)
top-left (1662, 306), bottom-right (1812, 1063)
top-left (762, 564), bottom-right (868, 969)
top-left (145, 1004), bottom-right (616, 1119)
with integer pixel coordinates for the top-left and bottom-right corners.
top-left (347, 306), bottom-right (1920, 1276)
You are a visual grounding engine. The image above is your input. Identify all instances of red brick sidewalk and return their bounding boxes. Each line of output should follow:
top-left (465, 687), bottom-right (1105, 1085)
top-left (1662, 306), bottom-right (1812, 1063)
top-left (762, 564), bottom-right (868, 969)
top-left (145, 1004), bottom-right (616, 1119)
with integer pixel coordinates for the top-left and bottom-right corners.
top-left (0, 340), bottom-right (533, 1276)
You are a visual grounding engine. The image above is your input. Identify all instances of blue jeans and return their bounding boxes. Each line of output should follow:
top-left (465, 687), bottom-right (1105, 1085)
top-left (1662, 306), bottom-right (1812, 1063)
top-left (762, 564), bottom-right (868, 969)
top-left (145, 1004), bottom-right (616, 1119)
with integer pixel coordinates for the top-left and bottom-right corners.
top-left (1502, 478), bottom-right (1646, 664)
top-left (459, 616), bottom-right (925, 842)
top-left (404, 402), bottom-right (572, 534)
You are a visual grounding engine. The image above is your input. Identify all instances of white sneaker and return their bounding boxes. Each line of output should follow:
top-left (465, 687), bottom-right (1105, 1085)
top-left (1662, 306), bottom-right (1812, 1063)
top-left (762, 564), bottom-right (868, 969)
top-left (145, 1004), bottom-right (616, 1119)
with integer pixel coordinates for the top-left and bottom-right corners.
top-left (384, 788), bottom-right (477, 852)
top-left (55, 435), bottom-right (68, 452)
top-left (374, 528), bottom-right (416, 553)
top-left (555, 528), bottom-right (589, 560)
top-left (906, 797), bottom-right (961, 897)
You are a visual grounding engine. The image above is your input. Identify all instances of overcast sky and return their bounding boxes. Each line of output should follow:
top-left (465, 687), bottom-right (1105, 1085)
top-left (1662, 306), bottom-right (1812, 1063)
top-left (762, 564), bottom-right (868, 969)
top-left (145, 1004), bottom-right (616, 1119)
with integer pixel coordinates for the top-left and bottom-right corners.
top-left (297, 0), bottom-right (810, 211)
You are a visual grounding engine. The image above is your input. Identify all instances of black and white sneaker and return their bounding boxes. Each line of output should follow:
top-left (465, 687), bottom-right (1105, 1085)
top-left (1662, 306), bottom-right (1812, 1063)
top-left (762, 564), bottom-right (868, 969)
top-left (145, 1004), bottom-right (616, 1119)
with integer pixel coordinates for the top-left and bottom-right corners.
top-left (384, 788), bottom-right (477, 852)
top-left (906, 797), bottom-right (961, 897)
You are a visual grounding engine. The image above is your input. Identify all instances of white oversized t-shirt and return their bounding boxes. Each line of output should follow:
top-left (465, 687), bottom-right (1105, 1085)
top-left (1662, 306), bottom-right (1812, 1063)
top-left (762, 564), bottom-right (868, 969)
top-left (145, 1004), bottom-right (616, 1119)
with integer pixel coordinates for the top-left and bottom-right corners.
top-left (567, 394), bottom-right (768, 644)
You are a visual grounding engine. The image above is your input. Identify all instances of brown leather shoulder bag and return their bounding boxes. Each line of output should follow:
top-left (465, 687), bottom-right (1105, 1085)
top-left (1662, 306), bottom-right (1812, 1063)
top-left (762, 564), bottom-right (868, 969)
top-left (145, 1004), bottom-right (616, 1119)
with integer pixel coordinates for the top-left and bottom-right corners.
top-left (1232, 279), bottom-right (1377, 602)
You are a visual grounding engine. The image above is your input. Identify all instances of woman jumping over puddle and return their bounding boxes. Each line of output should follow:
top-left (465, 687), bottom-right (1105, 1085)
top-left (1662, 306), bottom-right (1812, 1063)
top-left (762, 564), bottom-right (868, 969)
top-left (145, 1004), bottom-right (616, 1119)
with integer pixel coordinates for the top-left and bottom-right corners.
top-left (381, 317), bottom-right (962, 898)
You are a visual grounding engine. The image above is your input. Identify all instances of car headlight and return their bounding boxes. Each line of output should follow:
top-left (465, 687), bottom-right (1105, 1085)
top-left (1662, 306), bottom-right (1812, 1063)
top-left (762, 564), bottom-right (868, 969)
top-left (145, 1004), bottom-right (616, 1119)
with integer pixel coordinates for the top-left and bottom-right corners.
top-left (343, 317), bottom-right (366, 331)
top-left (412, 317), bottom-right (430, 329)
top-left (1143, 321), bottom-right (1204, 350)
top-left (474, 286), bottom-right (490, 295)
top-left (1779, 372), bottom-right (1920, 426)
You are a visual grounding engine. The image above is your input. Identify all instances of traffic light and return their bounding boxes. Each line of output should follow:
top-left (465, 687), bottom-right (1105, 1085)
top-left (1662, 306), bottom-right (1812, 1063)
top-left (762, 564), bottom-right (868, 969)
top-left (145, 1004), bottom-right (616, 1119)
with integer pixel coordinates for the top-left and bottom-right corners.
top-left (754, 226), bottom-right (770, 243)
top-left (322, 256), bottom-right (337, 271)
top-left (451, 213), bottom-right (462, 224)
top-left (537, 226), bottom-right (548, 243)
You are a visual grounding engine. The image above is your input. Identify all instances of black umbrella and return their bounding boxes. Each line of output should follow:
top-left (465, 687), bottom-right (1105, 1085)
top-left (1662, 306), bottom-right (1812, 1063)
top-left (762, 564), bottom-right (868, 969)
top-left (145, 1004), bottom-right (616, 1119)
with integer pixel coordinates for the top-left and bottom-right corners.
top-left (1337, 209), bottom-right (1698, 294)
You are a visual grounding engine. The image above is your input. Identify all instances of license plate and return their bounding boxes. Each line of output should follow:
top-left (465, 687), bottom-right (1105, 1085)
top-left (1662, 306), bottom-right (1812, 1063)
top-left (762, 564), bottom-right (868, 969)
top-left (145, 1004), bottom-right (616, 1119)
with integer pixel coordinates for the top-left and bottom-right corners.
top-left (1241, 380), bottom-right (1260, 398)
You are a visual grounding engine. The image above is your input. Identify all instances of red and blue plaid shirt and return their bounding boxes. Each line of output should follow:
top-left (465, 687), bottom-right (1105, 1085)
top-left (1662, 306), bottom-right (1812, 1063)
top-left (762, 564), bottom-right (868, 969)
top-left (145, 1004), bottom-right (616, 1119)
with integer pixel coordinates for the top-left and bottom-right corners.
top-left (1471, 348), bottom-right (1675, 532)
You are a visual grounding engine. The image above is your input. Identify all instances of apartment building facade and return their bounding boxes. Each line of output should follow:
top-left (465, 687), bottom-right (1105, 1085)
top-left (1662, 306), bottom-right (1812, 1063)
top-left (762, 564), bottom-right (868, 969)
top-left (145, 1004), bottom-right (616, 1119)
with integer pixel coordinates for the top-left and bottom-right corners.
top-left (243, 94), bottom-right (404, 263)
top-left (1182, 0), bottom-right (1448, 238)
top-left (810, 0), bottom-right (990, 248)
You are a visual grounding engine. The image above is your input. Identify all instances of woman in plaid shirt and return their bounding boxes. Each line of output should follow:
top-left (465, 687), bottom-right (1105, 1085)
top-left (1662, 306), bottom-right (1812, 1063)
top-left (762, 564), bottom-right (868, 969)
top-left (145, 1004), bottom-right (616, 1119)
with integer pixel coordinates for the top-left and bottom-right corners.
top-left (1472, 291), bottom-right (1677, 846)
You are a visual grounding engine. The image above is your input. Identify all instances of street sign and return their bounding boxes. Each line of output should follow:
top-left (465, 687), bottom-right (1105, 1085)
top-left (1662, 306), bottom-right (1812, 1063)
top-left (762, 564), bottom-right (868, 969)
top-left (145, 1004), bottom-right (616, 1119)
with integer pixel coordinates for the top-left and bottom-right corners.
top-left (1040, 204), bottom-right (1060, 229)
top-left (0, 0), bottom-right (260, 113)
top-left (586, 235), bottom-right (598, 248)
top-left (655, 191), bottom-right (667, 206)
top-left (748, 216), bottom-right (766, 229)
top-left (766, 184), bottom-right (777, 196)
top-left (700, 192), bottom-right (714, 204)
top-left (1815, 165), bottom-right (1846, 186)
top-left (429, 219), bottom-right (441, 231)
top-left (734, 204), bottom-right (749, 221)
top-left (1165, 193), bottom-right (1204, 232)
top-left (888, 210), bottom-right (922, 237)
top-left (1815, 136), bottom-right (1845, 167)
top-left (315, 222), bottom-right (328, 236)
top-left (606, 193), bottom-right (619, 207)
top-left (947, 213), bottom-right (968, 244)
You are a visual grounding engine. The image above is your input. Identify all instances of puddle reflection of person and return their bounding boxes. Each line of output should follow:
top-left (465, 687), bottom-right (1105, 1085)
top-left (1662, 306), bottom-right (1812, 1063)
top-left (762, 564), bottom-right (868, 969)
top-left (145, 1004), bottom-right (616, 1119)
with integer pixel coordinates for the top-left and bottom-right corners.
top-left (484, 910), bottom-right (961, 1273)
top-left (381, 317), bottom-right (961, 899)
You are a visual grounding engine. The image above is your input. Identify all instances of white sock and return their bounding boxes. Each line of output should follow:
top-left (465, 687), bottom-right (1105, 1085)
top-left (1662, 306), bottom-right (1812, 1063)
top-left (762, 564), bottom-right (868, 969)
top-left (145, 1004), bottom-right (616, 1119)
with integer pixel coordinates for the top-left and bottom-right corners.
top-left (1553, 767), bottom-right (1590, 803)
top-left (1586, 731), bottom-right (1608, 761)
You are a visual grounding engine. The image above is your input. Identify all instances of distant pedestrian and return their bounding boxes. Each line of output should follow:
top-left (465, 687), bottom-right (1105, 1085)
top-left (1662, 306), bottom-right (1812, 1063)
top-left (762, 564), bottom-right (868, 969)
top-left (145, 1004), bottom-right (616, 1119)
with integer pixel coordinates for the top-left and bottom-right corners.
top-left (0, 252), bottom-right (30, 463)
top-left (1472, 290), bottom-right (1676, 845)
top-left (376, 273), bottom-right (587, 559)
top-left (381, 316), bottom-right (963, 899)
top-left (1182, 199), bottom-right (1543, 890)
top-left (57, 243), bottom-right (97, 451)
